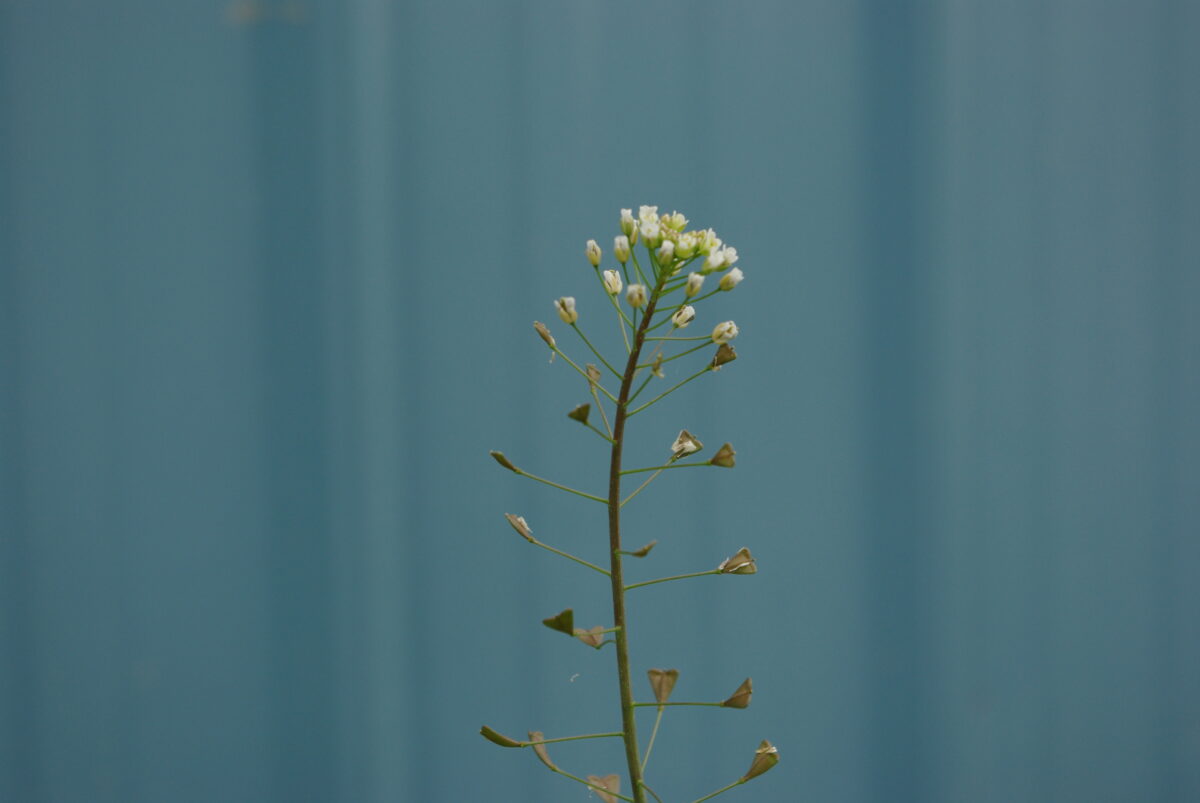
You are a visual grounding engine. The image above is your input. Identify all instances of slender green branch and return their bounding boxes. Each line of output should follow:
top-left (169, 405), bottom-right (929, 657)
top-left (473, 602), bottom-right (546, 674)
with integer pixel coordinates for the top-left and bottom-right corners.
top-left (625, 569), bottom-right (721, 591)
top-left (691, 779), bottom-right (745, 803)
top-left (572, 323), bottom-right (621, 379)
top-left (627, 366), bottom-right (713, 416)
top-left (591, 385), bottom-right (613, 437)
top-left (620, 461), bottom-right (710, 476)
top-left (525, 732), bottom-right (623, 746)
top-left (640, 780), bottom-right (666, 803)
top-left (644, 335), bottom-right (712, 342)
top-left (608, 294), bottom-right (633, 353)
top-left (553, 346), bottom-right (619, 402)
top-left (525, 537), bottom-right (610, 576)
top-left (514, 468), bottom-right (607, 504)
top-left (584, 420), bottom-right (617, 444)
top-left (632, 701), bottom-right (725, 708)
top-left (544, 765), bottom-right (636, 803)
top-left (641, 706), bottom-right (666, 771)
top-left (626, 369), bottom-right (658, 406)
top-left (658, 288), bottom-right (720, 312)
top-left (630, 248), bottom-right (650, 287)
top-left (635, 342), bottom-right (712, 370)
top-left (620, 468), bottom-right (663, 508)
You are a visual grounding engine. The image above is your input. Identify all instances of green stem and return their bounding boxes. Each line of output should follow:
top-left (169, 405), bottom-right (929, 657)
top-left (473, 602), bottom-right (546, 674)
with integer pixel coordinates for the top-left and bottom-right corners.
top-left (525, 731), bottom-right (623, 746)
top-left (553, 346), bottom-right (619, 402)
top-left (626, 369), bottom-right (658, 406)
top-left (608, 294), bottom-right (633, 353)
top-left (572, 323), bottom-right (622, 379)
top-left (627, 366), bottom-right (712, 416)
top-left (640, 780), bottom-right (666, 803)
top-left (625, 569), bottom-right (721, 591)
top-left (584, 420), bottom-right (617, 444)
top-left (514, 468), bottom-right (607, 504)
top-left (640, 706), bottom-right (665, 771)
top-left (620, 461), bottom-right (709, 476)
top-left (644, 335), bottom-right (713, 342)
top-left (632, 701), bottom-right (725, 708)
top-left (620, 468), bottom-right (664, 508)
top-left (526, 537), bottom-right (610, 576)
top-left (691, 779), bottom-right (746, 803)
top-left (591, 385), bottom-right (613, 437)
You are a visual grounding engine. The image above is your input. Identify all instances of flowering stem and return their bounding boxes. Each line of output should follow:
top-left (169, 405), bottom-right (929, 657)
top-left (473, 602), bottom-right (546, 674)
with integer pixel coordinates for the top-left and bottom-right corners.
top-left (625, 569), bottom-right (721, 591)
top-left (572, 323), bottom-right (622, 379)
top-left (627, 366), bottom-right (713, 416)
top-left (620, 461), bottom-right (710, 475)
top-left (640, 705), bottom-right (666, 771)
top-left (513, 467), bottom-right (607, 504)
top-left (606, 267), bottom-right (672, 803)
top-left (525, 536), bottom-right (610, 577)
top-left (525, 731), bottom-right (623, 746)
top-left (553, 346), bottom-right (618, 402)
top-left (691, 779), bottom-right (746, 803)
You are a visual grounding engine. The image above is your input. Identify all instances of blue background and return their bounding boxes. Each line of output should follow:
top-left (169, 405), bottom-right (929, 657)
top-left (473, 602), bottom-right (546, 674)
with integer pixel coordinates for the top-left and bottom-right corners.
top-left (2, 1), bottom-right (1198, 801)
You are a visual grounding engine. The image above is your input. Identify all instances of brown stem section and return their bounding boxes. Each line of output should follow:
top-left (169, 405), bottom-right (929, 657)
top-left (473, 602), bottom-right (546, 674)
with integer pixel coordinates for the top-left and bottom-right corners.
top-left (608, 268), bottom-right (668, 803)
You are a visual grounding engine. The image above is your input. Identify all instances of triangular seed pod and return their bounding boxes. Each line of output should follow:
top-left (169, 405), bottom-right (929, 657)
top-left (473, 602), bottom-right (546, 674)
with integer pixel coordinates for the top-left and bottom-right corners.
top-left (741, 739), bottom-right (780, 782)
top-left (646, 668), bottom-right (679, 704)
top-left (528, 732), bottom-right (557, 771)
top-left (586, 774), bottom-right (621, 803)
top-left (541, 608), bottom-right (574, 636)
top-left (721, 677), bottom-right (753, 709)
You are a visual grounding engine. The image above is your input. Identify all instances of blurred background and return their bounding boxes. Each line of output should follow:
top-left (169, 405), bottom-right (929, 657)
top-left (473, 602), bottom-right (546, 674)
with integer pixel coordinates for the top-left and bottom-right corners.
top-left (2, 1), bottom-right (1198, 801)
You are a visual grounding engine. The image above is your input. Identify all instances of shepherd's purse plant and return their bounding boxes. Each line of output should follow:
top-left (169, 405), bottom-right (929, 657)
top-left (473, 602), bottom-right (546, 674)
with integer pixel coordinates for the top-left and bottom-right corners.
top-left (481, 206), bottom-right (778, 803)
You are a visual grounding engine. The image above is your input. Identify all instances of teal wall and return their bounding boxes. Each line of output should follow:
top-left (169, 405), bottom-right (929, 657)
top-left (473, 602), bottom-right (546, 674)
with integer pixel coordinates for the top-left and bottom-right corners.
top-left (2, 2), bottom-right (1197, 801)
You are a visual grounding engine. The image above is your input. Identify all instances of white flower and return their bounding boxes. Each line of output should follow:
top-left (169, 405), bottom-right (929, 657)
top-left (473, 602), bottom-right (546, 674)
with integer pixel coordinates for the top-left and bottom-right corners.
top-left (603, 269), bottom-right (623, 295)
top-left (719, 267), bottom-right (744, 291)
top-left (671, 305), bottom-right (696, 329)
top-left (721, 246), bottom-right (739, 266)
top-left (685, 272), bottom-right (705, 297)
top-left (641, 220), bottom-right (662, 248)
top-left (554, 296), bottom-right (578, 324)
top-left (613, 235), bottom-right (630, 264)
top-left (585, 239), bottom-right (601, 267)
top-left (670, 429), bottom-right (703, 459)
top-left (663, 210), bottom-right (688, 231)
top-left (701, 249), bottom-right (726, 274)
top-left (656, 239), bottom-right (675, 267)
top-left (638, 205), bottom-right (659, 226)
top-left (626, 284), bottom-right (647, 308)
top-left (676, 233), bottom-right (698, 259)
top-left (711, 320), bottom-right (739, 344)
top-left (699, 229), bottom-right (722, 254)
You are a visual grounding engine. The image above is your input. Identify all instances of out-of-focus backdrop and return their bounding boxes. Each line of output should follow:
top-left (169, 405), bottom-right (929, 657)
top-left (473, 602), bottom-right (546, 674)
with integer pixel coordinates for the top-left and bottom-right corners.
top-left (2, 2), bottom-right (1198, 801)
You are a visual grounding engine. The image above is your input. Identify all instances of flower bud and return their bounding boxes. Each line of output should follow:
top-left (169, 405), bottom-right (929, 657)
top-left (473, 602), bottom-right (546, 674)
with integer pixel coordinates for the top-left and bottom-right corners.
top-left (670, 429), bottom-right (704, 459)
top-left (567, 403), bottom-right (590, 424)
top-left (663, 210), bottom-right (688, 231)
top-left (719, 267), bottom-right (744, 291)
top-left (603, 269), bottom-right (623, 295)
top-left (718, 546), bottom-right (757, 574)
top-left (710, 442), bottom-right (736, 468)
top-left (741, 740), bottom-right (780, 782)
top-left (528, 732), bottom-right (558, 771)
top-left (613, 235), bottom-right (630, 264)
top-left (626, 284), bottom-right (647, 308)
top-left (641, 219), bottom-right (663, 248)
top-left (620, 208), bottom-right (637, 238)
top-left (490, 450), bottom-right (518, 472)
top-left (676, 233), bottom-right (698, 259)
top-left (655, 239), bottom-right (675, 267)
top-left (586, 775), bottom-right (621, 803)
top-left (504, 512), bottom-right (533, 542)
top-left (711, 344), bottom-right (737, 370)
top-left (722, 246), bottom-right (739, 266)
top-left (585, 239), bottom-right (602, 267)
top-left (533, 321), bottom-right (556, 349)
top-left (711, 320), bottom-right (739, 344)
top-left (685, 272), bottom-right (705, 298)
top-left (479, 725), bottom-right (524, 748)
top-left (671, 305), bottom-right (696, 329)
top-left (699, 228), bottom-right (722, 254)
top-left (638, 205), bottom-right (659, 226)
top-left (721, 677), bottom-right (753, 708)
top-left (647, 668), bottom-right (679, 704)
top-left (554, 296), bottom-right (578, 324)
